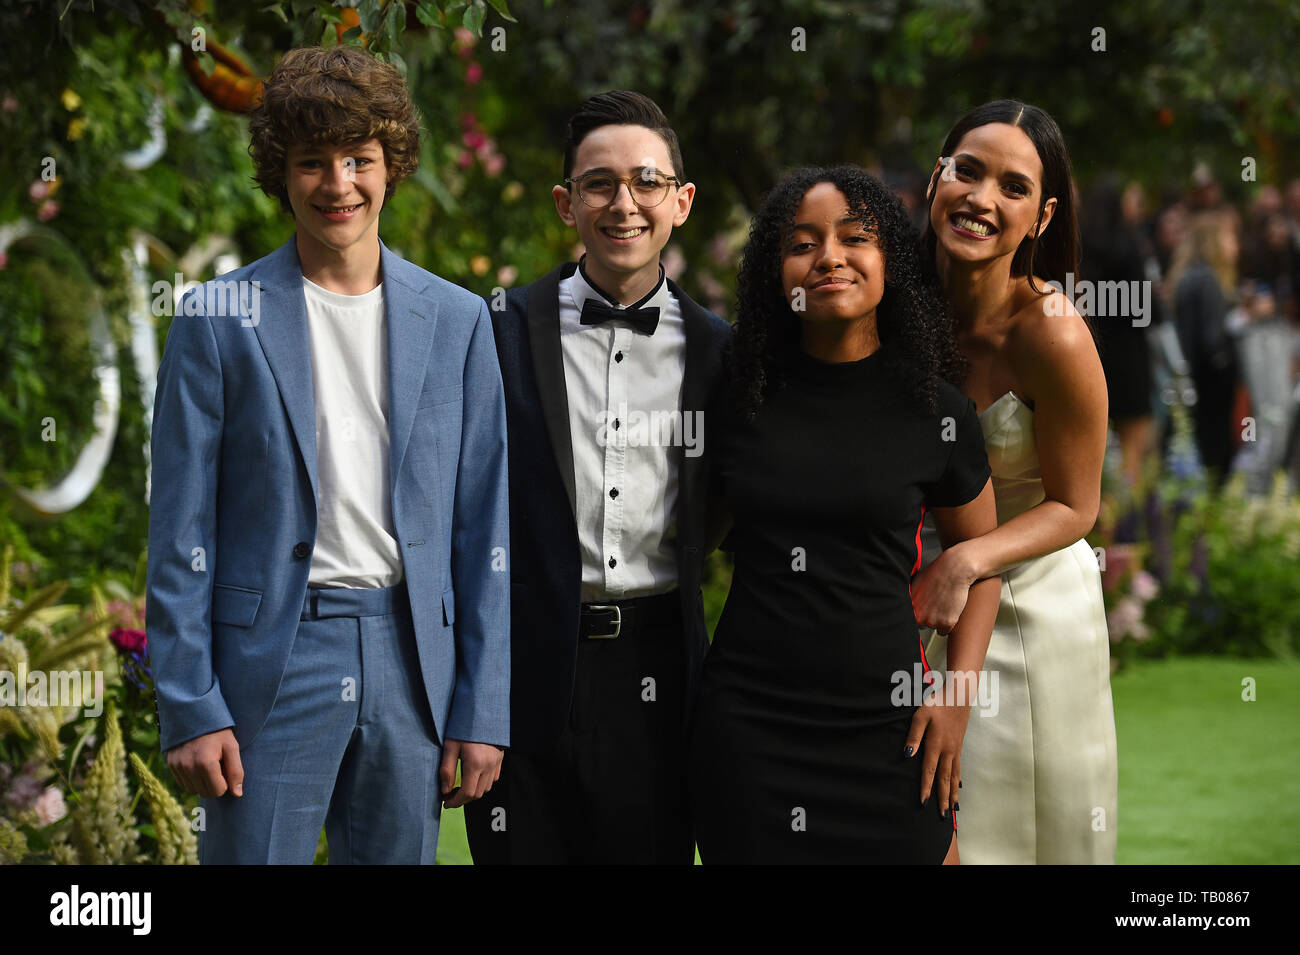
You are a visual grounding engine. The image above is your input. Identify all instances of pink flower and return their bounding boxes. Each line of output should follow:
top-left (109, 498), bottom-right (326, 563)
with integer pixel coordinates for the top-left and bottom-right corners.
top-left (661, 245), bottom-right (686, 281)
top-left (466, 61), bottom-right (483, 85)
top-left (1132, 570), bottom-right (1159, 602)
top-left (456, 150), bottom-right (474, 170)
top-left (109, 627), bottom-right (148, 656)
top-left (453, 27), bottom-right (477, 57)
top-left (2, 94), bottom-right (17, 113)
top-left (106, 598), bottom-right (144, 629)
top-left (1107, 596), bottom-right (1148, 643)
top-left (462, 130), bottom-right (487, 150)
top-left (3, 762), bottom-right (43, 810)
top-left (484, 153), bottom-right (505, 177)
top-left (34, 787), bottom-right (67, 825)
top-left (0, 251), bottom-right (7, 270)
top-left (709, 234), bottom-right (732, 267)
top-left (36, 199), bottom-right (58, 221)
top-left (28, 180), bottom-right (47, 201)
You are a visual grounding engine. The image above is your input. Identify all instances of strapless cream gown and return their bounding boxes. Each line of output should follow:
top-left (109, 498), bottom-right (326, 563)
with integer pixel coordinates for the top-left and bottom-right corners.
top-left (920, 392), bottom-right (1118, 864)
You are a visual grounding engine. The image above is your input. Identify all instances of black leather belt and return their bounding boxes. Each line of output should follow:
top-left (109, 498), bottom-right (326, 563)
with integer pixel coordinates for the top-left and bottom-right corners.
top-left (579, 590), bottom-right (679, 639)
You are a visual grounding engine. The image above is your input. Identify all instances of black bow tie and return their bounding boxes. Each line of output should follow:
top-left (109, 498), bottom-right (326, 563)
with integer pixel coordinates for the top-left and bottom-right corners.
top-left (579, 297), bottom-right (660, 335)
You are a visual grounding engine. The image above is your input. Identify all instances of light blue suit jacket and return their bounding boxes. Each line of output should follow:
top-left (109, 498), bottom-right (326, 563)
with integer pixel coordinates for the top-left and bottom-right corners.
top-left (146, 236), bottom-right (510, 754)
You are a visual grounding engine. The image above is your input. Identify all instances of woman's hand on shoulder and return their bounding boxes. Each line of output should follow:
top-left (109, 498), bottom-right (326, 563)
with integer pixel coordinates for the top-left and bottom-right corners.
top-left (912, 543), bottom-right (978, 635)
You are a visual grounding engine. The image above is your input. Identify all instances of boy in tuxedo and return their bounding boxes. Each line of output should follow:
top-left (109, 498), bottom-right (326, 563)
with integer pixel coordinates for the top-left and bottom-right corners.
top-left (147, 45), bottom-right (510, 864)
top-left (464, 91), bottom-right (731, 864)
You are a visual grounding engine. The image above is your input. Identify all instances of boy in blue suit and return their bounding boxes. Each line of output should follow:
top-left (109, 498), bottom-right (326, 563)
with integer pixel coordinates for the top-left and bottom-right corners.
top-left (146, 46), bottom-right (510, 864)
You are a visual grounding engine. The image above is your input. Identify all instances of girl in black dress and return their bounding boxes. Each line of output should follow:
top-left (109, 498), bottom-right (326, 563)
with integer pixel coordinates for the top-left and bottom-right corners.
top-left (689, 166), bottom-right (1001, 864)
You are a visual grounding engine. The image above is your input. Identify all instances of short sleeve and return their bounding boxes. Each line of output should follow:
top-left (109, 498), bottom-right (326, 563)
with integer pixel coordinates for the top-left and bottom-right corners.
top-left (922, 396), bottom-right (990, 508)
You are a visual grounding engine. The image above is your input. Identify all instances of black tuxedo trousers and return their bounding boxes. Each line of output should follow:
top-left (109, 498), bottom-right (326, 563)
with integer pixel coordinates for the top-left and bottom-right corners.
top-left (465, 596), bottom-right (692, 864)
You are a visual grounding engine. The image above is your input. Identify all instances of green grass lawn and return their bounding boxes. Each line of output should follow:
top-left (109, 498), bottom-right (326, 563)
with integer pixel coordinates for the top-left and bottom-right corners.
top-left (432, 655), bottom-right (1300, 864)
top-left (436, 805), bottom-right (473, 865)
top-left (1111, 655), bottom-right (1300, 864)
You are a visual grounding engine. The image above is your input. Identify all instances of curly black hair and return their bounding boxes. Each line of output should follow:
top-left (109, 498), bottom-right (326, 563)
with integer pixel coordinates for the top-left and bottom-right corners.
top-left (728, 164), bottom-right (965, 420)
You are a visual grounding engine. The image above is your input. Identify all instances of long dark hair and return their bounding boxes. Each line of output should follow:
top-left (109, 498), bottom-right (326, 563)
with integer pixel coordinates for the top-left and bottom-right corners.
top-left (923, 99), bottom-right (1080, 295)
top-left (729, 164), bottom-right (964, 420)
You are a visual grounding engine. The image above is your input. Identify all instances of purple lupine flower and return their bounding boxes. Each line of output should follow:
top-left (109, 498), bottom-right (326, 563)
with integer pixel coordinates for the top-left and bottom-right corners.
top-left (110, 628), bottom-right (152, 691)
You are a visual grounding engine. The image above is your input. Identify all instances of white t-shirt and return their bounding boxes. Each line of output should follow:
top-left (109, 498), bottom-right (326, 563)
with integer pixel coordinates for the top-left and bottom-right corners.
top-left (301, 275), bottom-right (403, 589)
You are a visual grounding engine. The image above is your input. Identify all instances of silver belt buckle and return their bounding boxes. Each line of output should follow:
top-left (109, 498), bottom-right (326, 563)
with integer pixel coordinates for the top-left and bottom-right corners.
top-left (587, 604), bottom-right (621, 639)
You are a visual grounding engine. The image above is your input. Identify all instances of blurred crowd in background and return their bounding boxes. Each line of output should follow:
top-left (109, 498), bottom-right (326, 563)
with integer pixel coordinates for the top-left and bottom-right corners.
top-left (1084, 170), bottom-right (1300, 496)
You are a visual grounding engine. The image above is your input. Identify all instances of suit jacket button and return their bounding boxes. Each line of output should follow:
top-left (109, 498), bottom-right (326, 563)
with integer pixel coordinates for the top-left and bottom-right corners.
top-left (293, 541), bottom-right (311, 559)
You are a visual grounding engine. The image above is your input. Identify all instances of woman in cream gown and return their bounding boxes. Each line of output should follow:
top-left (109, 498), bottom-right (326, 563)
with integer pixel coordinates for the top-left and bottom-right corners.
top-left (911, 99), bottom-right (1118, 864)
top-left (919, 391), bottom-right (1118, 863)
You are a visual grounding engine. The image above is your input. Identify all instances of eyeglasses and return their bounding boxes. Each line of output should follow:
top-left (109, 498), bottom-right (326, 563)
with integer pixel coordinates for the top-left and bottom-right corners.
top-left (564, 171), bottom-right (682, 209)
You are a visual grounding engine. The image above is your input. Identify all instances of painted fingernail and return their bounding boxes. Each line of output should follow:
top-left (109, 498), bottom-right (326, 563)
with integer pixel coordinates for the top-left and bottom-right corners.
top-left (954, 802), bottom-right (960, 811)
top-left (903, 745), bottom-right (915, 758)
top-left (958, 780), bottom-right (963, 789)
top-left (922, 794), bottom-right (930, 807)
top-left (943, 808), bottom-right (949, 818)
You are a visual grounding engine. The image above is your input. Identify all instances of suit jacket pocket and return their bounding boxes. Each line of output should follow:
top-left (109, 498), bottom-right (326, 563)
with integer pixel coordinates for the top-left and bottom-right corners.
top-left (417, 383), bottom-right (464, 410)
top-left (211, 584), bottom-right (263, 628)
top-left (441, 587), bottom-right (455, 627)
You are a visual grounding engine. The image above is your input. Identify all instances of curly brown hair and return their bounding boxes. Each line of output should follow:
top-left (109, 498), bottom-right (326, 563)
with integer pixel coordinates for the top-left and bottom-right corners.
top-left (248, 46), bottom-right (422, 214)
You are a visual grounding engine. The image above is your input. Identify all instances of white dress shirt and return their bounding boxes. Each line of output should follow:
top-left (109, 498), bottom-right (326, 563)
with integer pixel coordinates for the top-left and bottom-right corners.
top-left (559, 258), bottom-right (687, 601)
top-left (301, 275), bottom-right (403, 589)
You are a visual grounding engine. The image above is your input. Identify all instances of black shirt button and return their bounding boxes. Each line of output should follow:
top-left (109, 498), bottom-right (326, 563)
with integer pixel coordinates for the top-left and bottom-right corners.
top-left (609, 487), bottom-right (619, 499)
top-left (608, 556), bottom-right (617, 568)
top-left (292, 541), bottom-right (311, 559)
top-left (614, 351), bottom-right (624, 363)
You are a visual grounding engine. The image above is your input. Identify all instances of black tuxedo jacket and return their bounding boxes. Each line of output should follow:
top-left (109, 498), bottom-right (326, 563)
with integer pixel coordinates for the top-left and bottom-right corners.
top-left (488, 260), bottom-right (732, 754)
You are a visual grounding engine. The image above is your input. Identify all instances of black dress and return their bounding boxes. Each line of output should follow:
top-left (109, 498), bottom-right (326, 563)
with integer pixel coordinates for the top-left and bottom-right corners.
top-left (1083, 224), bottom-right (1156, 421)
top-left (688, 347), bottom-right (990, 863)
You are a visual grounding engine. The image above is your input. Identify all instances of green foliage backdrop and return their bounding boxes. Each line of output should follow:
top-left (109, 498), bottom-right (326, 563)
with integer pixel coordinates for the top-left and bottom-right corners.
top-left (0, 0), bottom-right (1296, 598)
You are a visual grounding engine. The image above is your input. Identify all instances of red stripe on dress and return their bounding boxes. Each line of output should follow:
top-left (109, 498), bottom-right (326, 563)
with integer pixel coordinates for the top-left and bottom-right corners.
top-left (911, 504), bottom-right (927, 576)
top-left (912, 505), bottom-right (931, 677)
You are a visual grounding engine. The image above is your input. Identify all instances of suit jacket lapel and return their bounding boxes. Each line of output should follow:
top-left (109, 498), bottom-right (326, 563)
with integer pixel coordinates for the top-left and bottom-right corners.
top-left (528, 261), bottom-right (580, 520)
top-left (671, 277), bottom-right (715, 533)
top-left (673, 278), bottom-right (714, 427)
top-left (252, 237), bottom-right (319, 504)
top-left (381, 240), bottom-right (437, 495)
